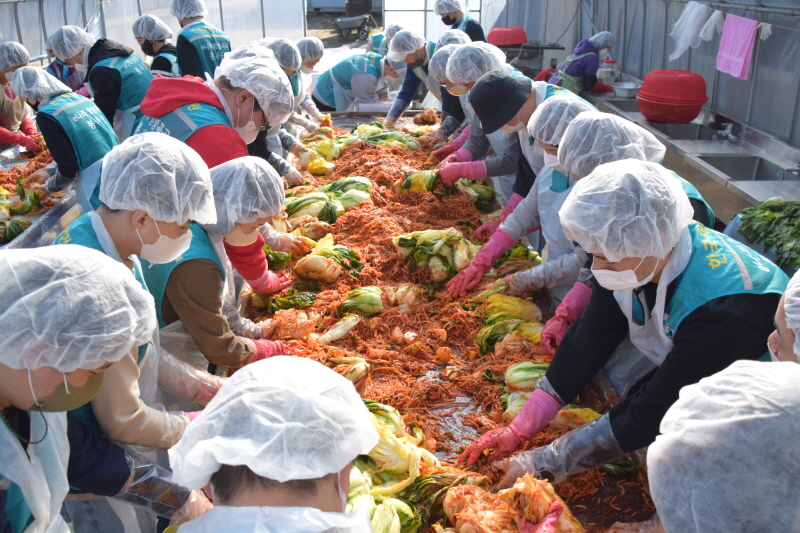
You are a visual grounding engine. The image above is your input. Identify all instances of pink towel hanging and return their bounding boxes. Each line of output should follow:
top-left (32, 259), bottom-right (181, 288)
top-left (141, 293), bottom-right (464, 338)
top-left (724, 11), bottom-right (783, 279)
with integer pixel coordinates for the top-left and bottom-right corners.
top-left (716, 14), bottom-right (759, 80)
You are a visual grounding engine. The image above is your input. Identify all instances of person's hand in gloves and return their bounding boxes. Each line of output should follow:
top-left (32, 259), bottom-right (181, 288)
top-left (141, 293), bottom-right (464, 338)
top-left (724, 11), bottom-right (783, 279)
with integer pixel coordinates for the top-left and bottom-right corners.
top-left (592, 81), bottom-right (613, 92)
top-left (284, 166), bottom-right (304, 186)
top-left (458, 389), bottom-right (560, 465)
top-left (16, 133), bottom-right (41, 152)
top-left (436, 147), bottom-right (473, 169)
top-left (247, 269), bottom-right (292, 295)
top-left (505, 268), bottom-right (542, 297)
top-left (170, 489), bottom-right (213, 525)
top-left (447, 230), bottom-right (515, 297)
top-left (474, 193), bottom-right (524, 240)
top-left (289, 141), bottom-right (306, 157)
top-left (383, 116), bottom-right (398, 129)
top-left (515, 502), bottom-right (564, 533)
top-left (265, 230), bottom-right (310, 257)
top-left (432, 125), bottom-right (472, 160)
top-left (28, 166), bottom-right (54, 185)
top-left (439, 160), bottom-right (486, 185)
top-left (540, 282), bottom-right (592, 355)
top-left (249, 339), bottom-right (292, 363)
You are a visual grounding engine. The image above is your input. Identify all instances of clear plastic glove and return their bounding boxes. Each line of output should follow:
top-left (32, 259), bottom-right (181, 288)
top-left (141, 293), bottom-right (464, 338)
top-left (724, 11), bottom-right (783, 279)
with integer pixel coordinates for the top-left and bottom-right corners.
top-left (170, 489), bottom-right (213, 525)
top-left (435, 147), bottom-right (473, 169)
top-left (516, 502), bottom-right (564, 533)
top-left (157, 350), bottom-right (227, 406)
top-left (505, 270), bottom-right (540, 296)
top-left (284, 166), bottom-right (304, 186)
top-left (447, 230), bottom-right (515, 297)
top-left (541, 282), bottom-right (593, 356)
top-left (458, 389), bottom-right (561, 465)
top-left (114, 451), bottom-right (199, 519)
top-left (303, 104), bottom-right (326, 123)
top-left (249, 339), bottom-right (292, 363)
top-left (247, 269), bottom-right (292, 295)
top-left (383, 117), bottom-right (397, 129)
top-left (264, 227), bottom-right (310, 257)
top-left (289, 142), bottom-right (306, 157)
top-left (28, 166), bottom-right (54, 185)
top-left (290, 114), bottom-right (319, 133)
top-left (439, 160), bottom-right (487, 185)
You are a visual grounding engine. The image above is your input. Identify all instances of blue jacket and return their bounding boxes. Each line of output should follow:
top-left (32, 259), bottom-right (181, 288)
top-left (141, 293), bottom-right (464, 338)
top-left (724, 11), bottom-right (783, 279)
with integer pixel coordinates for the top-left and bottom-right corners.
top-left (549, 39), bottom-right (600, 89)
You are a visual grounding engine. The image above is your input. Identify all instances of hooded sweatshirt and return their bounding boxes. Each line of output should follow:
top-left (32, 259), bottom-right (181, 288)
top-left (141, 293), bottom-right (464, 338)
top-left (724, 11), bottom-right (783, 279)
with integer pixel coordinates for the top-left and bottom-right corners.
top-left (548, 39), bottom-right (600, 90)
top-left (86, 39), bottom-right (148, 125)
top-left (138, 75), bottom-right (248, 168)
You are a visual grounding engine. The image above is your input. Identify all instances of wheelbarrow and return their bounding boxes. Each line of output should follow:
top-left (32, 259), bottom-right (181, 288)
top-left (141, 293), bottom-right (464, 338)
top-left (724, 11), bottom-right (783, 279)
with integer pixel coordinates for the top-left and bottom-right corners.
top-left (324, 14), bottom-right (372, 43)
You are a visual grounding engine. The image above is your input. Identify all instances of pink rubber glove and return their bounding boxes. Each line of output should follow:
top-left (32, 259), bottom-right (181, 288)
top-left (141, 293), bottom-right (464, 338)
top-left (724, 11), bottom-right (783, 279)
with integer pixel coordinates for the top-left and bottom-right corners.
top-left (247, 269), bottom-right (292, 295)
top-left (516, 502), bottom-right (564, 533)
top-left (250, 339), bottom-right (292, 363)
top-left (447, 230), bottom-right (515, 297)
top-left (185, 411), bottom-right (202, 421)
top-left (474, 193), bottom-right (524, 240)
top-left (76, 86), bottom-right (90, 97)
top-left (439, 160), bottom-right (487, 185)
top-left (433, 125), bottom-right (472, 160)
top-left (8, 132), bottom-right (41, 152)
top-left (541, 282), bottom-right (592, 356)
top-left (436, 147), bottom-right (474, 169)
top-left (458, 389), bottom-right (560, 465)
top-left (19, 118), bottom-right (37, 136)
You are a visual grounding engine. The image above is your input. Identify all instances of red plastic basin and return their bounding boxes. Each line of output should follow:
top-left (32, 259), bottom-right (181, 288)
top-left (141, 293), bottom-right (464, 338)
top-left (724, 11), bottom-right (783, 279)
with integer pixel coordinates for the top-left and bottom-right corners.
top-left (639, 69), bottom-right (707, 104)
top-left (636, 95), bottom-right (706, 123)
top-left (487, 27), bottom-right (528, 46)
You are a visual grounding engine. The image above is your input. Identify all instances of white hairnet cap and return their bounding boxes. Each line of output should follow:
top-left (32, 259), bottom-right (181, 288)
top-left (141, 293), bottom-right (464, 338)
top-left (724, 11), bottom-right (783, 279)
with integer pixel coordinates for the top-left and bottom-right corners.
top-left (446, 42), bottom-right (506, 85)
top-left (257, 38), bottom-right (301, 72)
top-left (387, 30), bottom-right (426, 62)
top-left (218, 57), bottom-right (294, 126)
top-left (528, 93), bottom-right (595, 146)
top-left (202, 157), bottom-right (285, 235)
top-left (11, 67), bottom-right (71, 99)
top-left (49, 26), bottom-right (96, 61)
top-left (429, 44), bottom-right (459, 84)
top-left (221, 44), bottom-right (278, 67)
top-left (558, 111), bottom-right (665, 178)
top-left (169, 357), bottom-right (379, 487)
top-left (649, 360), bottom-right (800, 533)
top-left (170, 0), bottom-right (207, 19)
top-left (0, 246), bottom-right (156, 373)
top-left (133, 14), bottom-right (173, 41)
top-left (0, 42), bottom-right (29, 72)
top-left (589, 31), bottom-right (615, 49)
top-left (435, 0), bottom-right (466, 15)
top-left (99, 132), bottom-right (216, 225)
top-left (436, 29), bottom-right (470, 49)
top-left (560, 159), bottom-right (693, 262)
top-left (297, 37), bottom-right (324, 63)
top-left (384, 24), bottom-right (403, 41)
top-left (781, 269), bottom-right (800, 361)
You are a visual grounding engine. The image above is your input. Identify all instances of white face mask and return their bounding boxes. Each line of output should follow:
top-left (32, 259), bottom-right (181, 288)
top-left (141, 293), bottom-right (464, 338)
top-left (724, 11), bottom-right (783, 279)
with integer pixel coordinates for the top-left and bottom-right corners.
top-left (223, 224), bottom-right (260, 246)
top-left (73, 46), bottom-right (91, 73)
top-left (234, 97), bottom-right (260, 145)
top-left (591, 256), bottom-right (657, 291)
top-left (448, 84), bottom-right (468, 96)
top-left (300, 65), bottom-right (313, 75)
top-left (500, 112), bottom-right (525, 134)
top-left (4, 71), bottom-right (14, 82)
top-left (768, 343), bottom-right (781, 362)
top-left (136, 220), bottom-right (192, 264)
top-left (543, 152), bottom-right (560, 169)
top-left (599, 49), bottom-right (611, 60)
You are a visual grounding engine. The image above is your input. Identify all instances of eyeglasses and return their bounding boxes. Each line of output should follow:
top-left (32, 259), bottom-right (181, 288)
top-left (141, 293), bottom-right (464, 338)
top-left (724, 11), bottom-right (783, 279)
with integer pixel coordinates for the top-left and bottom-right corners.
top-left (257, 108), bottom-right (269, 131)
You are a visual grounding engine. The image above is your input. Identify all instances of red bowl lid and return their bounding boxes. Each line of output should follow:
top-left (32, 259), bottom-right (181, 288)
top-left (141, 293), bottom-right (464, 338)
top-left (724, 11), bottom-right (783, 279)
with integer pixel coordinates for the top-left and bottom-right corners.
top-left (637, 93), bottom-right (708, 105)
top-left (639, 69), bottom-right (707, 103)
top-left (487, 27), bottom-right (528, 46)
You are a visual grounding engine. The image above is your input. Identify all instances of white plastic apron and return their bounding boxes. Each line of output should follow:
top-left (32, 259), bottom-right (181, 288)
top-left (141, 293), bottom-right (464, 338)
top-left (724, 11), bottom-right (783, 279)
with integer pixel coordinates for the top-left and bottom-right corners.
top-left (265, 123), bottom-right (283, 158)
top-left (486, 128), bottom-right (516, 206)
top-left (331, 68), bottom-right (358, 112)
top-left (459, 93), bottom-right (474, 122)
top-left (414, 48), bottom-right (443, 108)
top-left (76, 158), bottom-right (104, 215)
top-left (518, 130), bottom-right (545, 176)
top-left (113, 106), bottom-right (139, 142)
top-left (613, 228), bottom-right (693, 366)
top-left (536, 166), bottom-right (577, 301)
top-left (177, 505), bottom-right (372, 533)
top-left (0, 412), bottom-right (71, 533)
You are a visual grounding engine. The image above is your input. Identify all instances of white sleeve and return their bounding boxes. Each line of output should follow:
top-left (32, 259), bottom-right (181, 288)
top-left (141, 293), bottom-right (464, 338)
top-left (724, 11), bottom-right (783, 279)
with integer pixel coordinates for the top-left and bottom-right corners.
top-left (499, 186), bottom-right (541, 241)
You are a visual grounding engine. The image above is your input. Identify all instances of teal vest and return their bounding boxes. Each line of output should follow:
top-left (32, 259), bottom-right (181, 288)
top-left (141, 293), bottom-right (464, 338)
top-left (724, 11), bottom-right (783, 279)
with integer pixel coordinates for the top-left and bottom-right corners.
top-left (91, 55), bottom-right (153, 116)
top-left (54, 213), bottom-right (153, 434)
top-left (135, 101), bottom-right (230, 141)
top-left (38, 92), bottom-right (118, 171)
top-left (670, 170), bottom-right (715, 227)
top-left (1, 477), bottom-right (30, 533)
top-left (371, 34), bottom-right (388, 56)
top-left (141, 224), bottom-right (225, 328)
top-left (178, 22), bottom-right (231, 79)
top-left (316, 52), bottom-right (383, 107)
top-left (152, 51), bottom-right (179, 77)
top-left (631, 223), bottom-right (788, 335)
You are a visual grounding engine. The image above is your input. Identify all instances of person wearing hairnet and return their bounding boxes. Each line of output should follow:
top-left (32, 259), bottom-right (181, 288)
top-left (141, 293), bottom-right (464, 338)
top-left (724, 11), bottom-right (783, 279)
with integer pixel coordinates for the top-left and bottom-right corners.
top-left (538, 112), bottom-right (715, 356)
top-left (447, 95), bottom-right (595, 300)
top-left (435, 43), bottom-right (531, 206)
top-left (44, 33), bottom-right (88, 94)
top-left (767, 269), bottom-right (800, 363)
top-left (167, 357), bottom-right (379, 532)
top-left (138, 157), bottom-right (294, 378)
top-left (426, 31), bottom-right (470, 141)
top-left (384, 30), bottom-right (464, 129)
top-left (367, 23), bottom-right (403, 57)
top-left (133, 14), bottom-right (180, 77)
top-left (295, 37), bottom-right (328, 121)
top-left (136, 55), bottom-right (293, 168)
top-left (12, 67), bottom-right (117, 209)
top-left (170, 0), bottom-right (231, 79)
top-left (0, 42), bottom-right (40, 154)
top-left (0, 246), bottom-right (211, 533)
top-left (48, 25), bottom-right (154, 140)
top-left (648, 360), bottom-right (800, 532)
top-left (549, 31), bottom-right (615, 95)
top-left (435, 0), bottom-right (485, 42)
top-left (260, 38), bottom-right (319, 134)
top-left (312, 52), bottom-right (403, 112)
top-left (460, 160), bottom-right (787, 489)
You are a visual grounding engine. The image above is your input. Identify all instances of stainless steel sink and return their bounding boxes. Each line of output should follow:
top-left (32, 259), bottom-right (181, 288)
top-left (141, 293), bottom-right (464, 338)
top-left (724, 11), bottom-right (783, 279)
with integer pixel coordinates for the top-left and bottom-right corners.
top-left (603, 98), bottom-right (640, 112)
top-left (646, 122), bottom-right (721, 141)
top-left (697, 155), bottom-right (798, 181)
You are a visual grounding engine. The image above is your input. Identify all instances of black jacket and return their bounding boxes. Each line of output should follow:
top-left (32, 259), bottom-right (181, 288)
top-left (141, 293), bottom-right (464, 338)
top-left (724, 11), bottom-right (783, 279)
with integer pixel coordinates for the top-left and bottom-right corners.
top-left (86, 39), bottom-right (135, 124)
